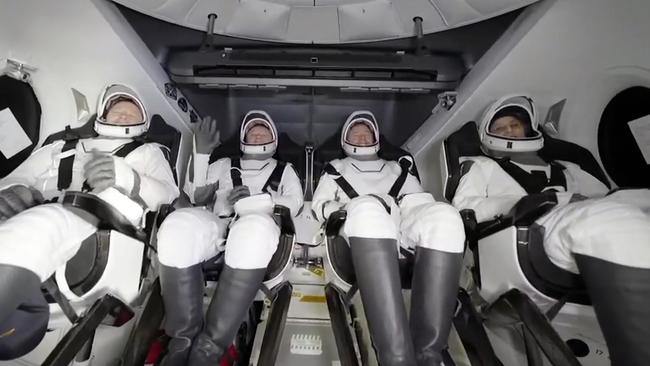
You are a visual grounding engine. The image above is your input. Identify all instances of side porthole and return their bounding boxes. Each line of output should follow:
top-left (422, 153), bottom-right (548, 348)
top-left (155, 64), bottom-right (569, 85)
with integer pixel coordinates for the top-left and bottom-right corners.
top-left (598, 86), bottom-right (650, 188)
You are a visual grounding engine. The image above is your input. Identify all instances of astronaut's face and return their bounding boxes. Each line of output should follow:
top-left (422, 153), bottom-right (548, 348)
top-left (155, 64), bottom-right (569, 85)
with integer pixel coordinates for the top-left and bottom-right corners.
top-left (246, 124), bottom-right (273, 145)
top-left (105, 101), bottom-right (144, 125)
top-left (489, 116), bottom-right (527, 139)
top-left (347, 123), bottom-right (376, 146)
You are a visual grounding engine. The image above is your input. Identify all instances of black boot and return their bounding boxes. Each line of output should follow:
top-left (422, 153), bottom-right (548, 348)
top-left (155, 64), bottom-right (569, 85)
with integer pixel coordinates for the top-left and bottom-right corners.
top-left (0, 264), bottom-right (49, 360)
top-left (349, 237), bottom-right (416, 366)
top-left (575, 255), bottom-right (650, 366)
top-left (188, 265), bottom-right (266, 366)
top-left (409, 247), bottom-right (462, 366)
top-left (158, 264), bottom-right (205, 366)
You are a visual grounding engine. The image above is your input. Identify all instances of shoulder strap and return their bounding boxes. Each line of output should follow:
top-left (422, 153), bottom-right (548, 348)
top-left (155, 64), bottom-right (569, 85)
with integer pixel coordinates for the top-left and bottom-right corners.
top-left (113, 140), bottom-right (145, 158)
top-left (388, 156), bottom-right (413, 199)
top-left (324, 163), bottom-right (359, 199)
top-left (548, 162), bottom-right (567, 191)
top-left (491, 157), bottom-right (566, 194)
top-left (262, 161), bottom-right (287, 193)
top-left (57, 126), bottom-right (81, 191)
top-left (230, 157), bottom-right (243, 187)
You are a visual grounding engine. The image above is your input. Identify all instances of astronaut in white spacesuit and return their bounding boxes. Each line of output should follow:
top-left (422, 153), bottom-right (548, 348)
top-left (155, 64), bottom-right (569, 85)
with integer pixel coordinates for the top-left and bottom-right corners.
top-left (155, 110), bottom-right (303, 366)
top-left (0, 84), bottom-right (179, 359)
top-left (312, 111), bottom-right (465, 366)
top-left (452, 95), bottom-right (650, 366)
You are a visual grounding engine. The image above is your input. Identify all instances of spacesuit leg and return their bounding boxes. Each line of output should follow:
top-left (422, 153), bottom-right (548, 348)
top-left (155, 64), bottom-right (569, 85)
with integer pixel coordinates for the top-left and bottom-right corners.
top-left (400, 193), bottom-right (465, 366)
top-left (0, 203), bottom-right (97, 359)
top-left (188, 212), bottom-right (279, 366)
top-left (156, 207), bottom-right (227, 366)
top-left (344, 195), bottom-right (416, 366)
top-left (538, 191), bottom-right (650, 366)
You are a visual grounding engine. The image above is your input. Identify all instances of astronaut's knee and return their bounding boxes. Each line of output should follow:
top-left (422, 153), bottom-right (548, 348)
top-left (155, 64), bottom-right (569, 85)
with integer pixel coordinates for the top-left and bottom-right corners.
top-left (225, 214), bottom-right (280, 269)
top-left (412, 203), bottom-right (465, 253)
top-left (344, 196), bottom-right (397, 239)
top-left (157, 208), bottom-right (223, 268)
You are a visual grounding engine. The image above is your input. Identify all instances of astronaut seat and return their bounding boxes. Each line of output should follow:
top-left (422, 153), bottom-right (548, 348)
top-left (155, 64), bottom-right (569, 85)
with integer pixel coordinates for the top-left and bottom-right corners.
top-left (441, 121), bottom-right (612, 366)
top-left (0, 112), bottom-right (181, 366)
top-left (121, 130), bottom-right (302, 366)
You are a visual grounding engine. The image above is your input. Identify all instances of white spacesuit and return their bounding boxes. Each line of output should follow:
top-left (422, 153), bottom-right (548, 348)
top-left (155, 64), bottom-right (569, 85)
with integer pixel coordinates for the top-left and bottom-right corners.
top-left (452, 95), bottom-right (650, 366)
top-left (155, 110), bottom-right (303, 366)
top-left (0, 84), bottom-right (179, 359)
top-left (312, 111), bottom-right (465, 366)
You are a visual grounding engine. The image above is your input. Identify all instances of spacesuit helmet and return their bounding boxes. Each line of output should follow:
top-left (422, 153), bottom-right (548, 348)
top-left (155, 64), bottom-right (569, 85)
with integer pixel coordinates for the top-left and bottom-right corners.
top-left (341, 110), bottom-right (380, 158)
top-left (239, 110), bottom-right (278, 157)
top-left (94, 84), bottom-right (148, 138)
top-left (479, 95), bottom-right (543, 153)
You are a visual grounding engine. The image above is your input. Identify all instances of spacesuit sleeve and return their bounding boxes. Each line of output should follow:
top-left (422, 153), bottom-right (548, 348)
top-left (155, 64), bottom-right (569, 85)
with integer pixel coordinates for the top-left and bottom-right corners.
top-left (451, 161), bottom-right (522, 223)
top-left (560, 161), bottom-right (610, 197)
top-left (124, 144), bottom-right (179, 210)
top-left (271, 163), bottom-right (304, 217)
top-left (0, 143), bottom-right (59, 192)
top-left (184, 154), bottom-right (224, 205)
top-left (311, 171), bottom-right (346, 222)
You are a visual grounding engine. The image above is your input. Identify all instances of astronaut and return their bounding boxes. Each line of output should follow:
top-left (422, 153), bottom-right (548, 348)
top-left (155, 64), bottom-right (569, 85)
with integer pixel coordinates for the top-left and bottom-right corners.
top-left (155, 110), bottom-right (303, 366)
top-left (312, 111), bottom-right (465, 366)
top-left (0, 84), bottom-right (179, 359)
top-left (452, 95), bottom-right (650, 366)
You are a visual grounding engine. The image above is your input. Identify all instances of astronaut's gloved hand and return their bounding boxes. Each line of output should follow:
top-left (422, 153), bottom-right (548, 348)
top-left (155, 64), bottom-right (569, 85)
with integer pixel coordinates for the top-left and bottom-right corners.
top-left (84, 150), bottom-right (117, 192)
top-left (193, 116), bottom-right (221, 154)
top-left (227, 186), bottom-right (251, 206)
top-left (0, 185), bottom-right (44, 220)
top-left (84, 150), bottom-right (138, 194)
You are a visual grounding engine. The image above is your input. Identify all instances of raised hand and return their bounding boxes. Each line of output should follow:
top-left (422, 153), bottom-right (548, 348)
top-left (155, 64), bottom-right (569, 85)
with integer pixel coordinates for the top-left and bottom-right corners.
top-left (193, 116), bottom-right (221, 154)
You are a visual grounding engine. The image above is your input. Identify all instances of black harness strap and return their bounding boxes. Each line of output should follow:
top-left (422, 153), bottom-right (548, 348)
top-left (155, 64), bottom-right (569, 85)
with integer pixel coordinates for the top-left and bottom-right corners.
top-left (57, 127), bottom-right (81, 191)
top-left (388, 156), bottom-right (413, 199)
top-left (262, 161), bottom-right (287, 193)
top-left (324, 163), bottom-right (359, 199)
top-left (492, 158), bottom-right (567, 194)
top-left (113, 140), bottom-right (144, 158)
top-left (230, 157), bottom-right (243, 187)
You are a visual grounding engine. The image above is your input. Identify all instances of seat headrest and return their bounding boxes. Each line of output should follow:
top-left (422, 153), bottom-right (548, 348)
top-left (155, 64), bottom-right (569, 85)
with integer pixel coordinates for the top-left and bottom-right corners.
top-left (0, 75), bottom-right (41, 178)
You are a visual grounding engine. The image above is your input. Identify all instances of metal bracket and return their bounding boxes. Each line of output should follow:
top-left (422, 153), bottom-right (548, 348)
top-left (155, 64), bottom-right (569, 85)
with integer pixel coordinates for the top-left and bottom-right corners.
top-left (2, 58), bottom-right (37, 82)
top-left (434, 91), bottom-right (458, 112)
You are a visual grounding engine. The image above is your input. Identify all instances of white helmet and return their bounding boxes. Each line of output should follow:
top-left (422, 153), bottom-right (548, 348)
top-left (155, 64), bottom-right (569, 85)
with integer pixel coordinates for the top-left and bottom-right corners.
top-left (94, 84), bottom-right (148, 138)
top-left (240, 110), bottom-right (278, 156)
top-left (478, 95), bottom-right (543, 153)
top-left (341, 110), bottom-right (380, 158)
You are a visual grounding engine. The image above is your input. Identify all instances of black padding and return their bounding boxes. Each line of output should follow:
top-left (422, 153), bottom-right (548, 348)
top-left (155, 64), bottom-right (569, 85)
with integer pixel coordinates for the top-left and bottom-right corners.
top-left (540, 133), bottom-right (610, 189)
top-left (520, 225), bottom-right (589, 305)
top-left (0, 76), bottom-right (41, 178)
top-left (65, 231), bottom-right (111, 297)
top-left (328, 236), bottom-right (356, 285)
top-left (0, 292), bottom-right (49, 361)
top-left (442, 122), bottom-right (483, 201)
top-left (264, 205), bottom-right (296, 281)
top-left (598, 86), bottom-right (650, 188)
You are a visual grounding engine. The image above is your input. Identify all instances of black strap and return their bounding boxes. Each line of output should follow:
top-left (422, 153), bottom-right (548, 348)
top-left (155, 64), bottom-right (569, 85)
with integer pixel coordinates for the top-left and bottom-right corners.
top-left (42, 277), bottom-right (79, 323)
top-left (492, 158), bottom-right (567, 194)
top-left (57, 127), bottom-right (81, 191)
top-left (230, 157), bottom-right (243, 187)
top-left (388, 157), bottom-right (413, 199)
top-left (114, 140), bottom-right (144, 158)
top-left (262, 161), bottom-right (287, 193)
top-left (324, 163), bottom-right (359, 199)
